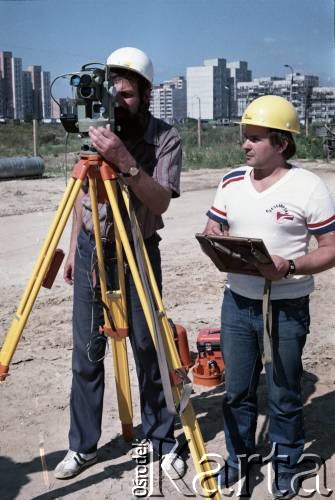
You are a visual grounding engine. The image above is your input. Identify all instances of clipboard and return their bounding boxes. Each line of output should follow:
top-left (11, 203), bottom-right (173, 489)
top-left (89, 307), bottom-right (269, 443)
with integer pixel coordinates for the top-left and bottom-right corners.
top-left (195, 233), bottom-right (274, 276)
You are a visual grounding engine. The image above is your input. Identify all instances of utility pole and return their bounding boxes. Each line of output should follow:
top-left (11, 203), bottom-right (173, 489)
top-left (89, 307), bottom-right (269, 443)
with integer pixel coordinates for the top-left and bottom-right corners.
top-left (304, 85), bottom-right (312, 137)
top-left (195, 95), bottom-right (201, 147)
top-left (33, 119), bottom-right (38, 156)
top-left (224, 85), bottom-right (231, 122)
top-left (32, 88), bottom-right (41, 156)
top-left (284, 64), bottom-right (294, 102)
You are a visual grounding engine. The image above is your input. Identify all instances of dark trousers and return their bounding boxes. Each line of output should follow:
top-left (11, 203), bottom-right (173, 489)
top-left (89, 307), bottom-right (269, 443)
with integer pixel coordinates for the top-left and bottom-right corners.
top-left (221, 288), bottom-right (310, 473)
top-left (69, 228), bottom-right (175, 454)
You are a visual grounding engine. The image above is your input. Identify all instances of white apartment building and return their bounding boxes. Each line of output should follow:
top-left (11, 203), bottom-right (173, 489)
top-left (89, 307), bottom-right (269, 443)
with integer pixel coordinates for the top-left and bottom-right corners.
top-left (186, 58), bottom-right (229, 121)
top-left (237, 73), bottom-right (321, 123)
top-left (150, 76), bottom-right (186, 123)
top-left (310, 87), bottom-right (335, 124)
top-left (11, 57), bottom-right (24, 120)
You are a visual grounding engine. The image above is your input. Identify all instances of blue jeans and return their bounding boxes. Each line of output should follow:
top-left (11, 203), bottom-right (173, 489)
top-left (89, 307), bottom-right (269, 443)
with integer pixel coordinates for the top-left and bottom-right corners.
top-left (69, 228), bottom-right (175, 455)
top-left (221, 288), bottom-right (310, 473)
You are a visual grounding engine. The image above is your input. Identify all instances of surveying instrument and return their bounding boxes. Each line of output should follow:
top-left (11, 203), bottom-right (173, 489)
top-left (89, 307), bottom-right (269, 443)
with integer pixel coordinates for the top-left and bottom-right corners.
top-left (0, 62), bottom-right (221, 497)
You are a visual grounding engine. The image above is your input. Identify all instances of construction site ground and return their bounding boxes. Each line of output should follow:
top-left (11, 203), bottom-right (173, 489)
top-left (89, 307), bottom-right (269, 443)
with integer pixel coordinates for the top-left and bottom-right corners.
top-left (0, 160), bottom-right (334, 499)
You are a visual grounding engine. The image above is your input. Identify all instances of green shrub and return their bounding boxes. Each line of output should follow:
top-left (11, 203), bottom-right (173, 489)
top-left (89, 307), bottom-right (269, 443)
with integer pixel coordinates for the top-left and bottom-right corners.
top-left (39, 132), bottom-right (58, 145)
top-left (0, 122), bottom-right (326, 175)
top-left (295, 135), bottom-right (324, 159)
top-left (0, 122), bottom-right (81, 157)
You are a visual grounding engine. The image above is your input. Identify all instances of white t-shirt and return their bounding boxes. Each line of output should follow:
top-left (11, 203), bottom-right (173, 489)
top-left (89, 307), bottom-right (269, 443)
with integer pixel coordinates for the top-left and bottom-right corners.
top-left (207, 165), bottom-right (335, 300)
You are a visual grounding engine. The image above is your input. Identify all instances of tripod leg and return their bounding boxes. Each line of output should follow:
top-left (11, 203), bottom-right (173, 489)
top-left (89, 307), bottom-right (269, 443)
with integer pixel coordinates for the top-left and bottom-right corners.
top-left (0, 177), bottom-right (83, 381)
top-left (89, 178), bottom-right (133, 441)
top-left (103, 182), bottom-right (157, 338)
top-left (106, 180), bottom-right (221, 498)
top-left (113, 219), bottom-right (134, 441)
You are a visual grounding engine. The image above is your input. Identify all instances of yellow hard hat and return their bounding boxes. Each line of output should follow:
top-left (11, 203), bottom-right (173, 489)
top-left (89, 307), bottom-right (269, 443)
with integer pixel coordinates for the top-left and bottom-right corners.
top-left (241, 95), bottom-right (300, 134)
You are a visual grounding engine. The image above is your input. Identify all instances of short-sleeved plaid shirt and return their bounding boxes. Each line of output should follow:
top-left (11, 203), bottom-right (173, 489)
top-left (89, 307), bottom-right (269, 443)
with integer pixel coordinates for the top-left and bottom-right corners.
top-left (81, 114), bottom-right (182, 240)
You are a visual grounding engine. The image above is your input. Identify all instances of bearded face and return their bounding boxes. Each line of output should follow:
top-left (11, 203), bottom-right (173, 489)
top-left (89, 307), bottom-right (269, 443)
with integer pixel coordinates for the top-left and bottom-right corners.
top-left (111, 72), bottom-right (150, 142)
top-left (114, 104), bottom-right (148, 141)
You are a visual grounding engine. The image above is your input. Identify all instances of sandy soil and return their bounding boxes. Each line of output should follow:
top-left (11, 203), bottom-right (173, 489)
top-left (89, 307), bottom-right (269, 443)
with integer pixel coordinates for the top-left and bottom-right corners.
top-left (0, 160), bottom-right (334, 499)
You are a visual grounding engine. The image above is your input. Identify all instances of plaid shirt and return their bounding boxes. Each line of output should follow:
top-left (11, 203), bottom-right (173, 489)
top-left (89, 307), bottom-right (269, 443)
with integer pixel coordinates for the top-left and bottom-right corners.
top-left (81, 114), bottom-right (182, 240)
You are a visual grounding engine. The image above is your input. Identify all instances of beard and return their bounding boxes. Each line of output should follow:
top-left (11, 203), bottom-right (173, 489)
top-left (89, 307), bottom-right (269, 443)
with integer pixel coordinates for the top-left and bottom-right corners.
top-left (114, 105), bottom-right (149, 142)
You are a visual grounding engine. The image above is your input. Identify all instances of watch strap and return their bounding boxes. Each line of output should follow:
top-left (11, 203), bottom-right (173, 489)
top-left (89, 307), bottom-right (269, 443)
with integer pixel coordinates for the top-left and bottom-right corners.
top-left (284, 259), bottom-right (296, 278)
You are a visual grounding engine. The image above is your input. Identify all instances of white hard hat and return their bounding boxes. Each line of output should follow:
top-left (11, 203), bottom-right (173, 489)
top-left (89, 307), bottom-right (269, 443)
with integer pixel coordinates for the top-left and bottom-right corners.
top-left (106, 47), bottom-right (153, 85)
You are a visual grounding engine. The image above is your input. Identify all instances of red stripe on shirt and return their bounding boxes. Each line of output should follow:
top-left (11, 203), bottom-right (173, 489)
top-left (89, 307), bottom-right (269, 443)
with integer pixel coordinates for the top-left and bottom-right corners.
top-left (222, 176), bottom-right (244, 189)
top-left (307, 214), bottom-right (335, 228)
top-left (211, 206), bottom-right (227, 216)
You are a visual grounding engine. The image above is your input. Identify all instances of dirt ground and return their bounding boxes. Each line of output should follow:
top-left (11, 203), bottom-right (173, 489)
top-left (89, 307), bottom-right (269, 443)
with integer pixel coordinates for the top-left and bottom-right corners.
top-left (0, 160), bottom-right (334, 499)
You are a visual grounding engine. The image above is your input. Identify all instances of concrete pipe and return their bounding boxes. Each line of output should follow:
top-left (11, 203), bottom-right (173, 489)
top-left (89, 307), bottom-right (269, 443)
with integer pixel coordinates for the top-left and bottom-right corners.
top-left (0, 156), bottom-right (45, 179)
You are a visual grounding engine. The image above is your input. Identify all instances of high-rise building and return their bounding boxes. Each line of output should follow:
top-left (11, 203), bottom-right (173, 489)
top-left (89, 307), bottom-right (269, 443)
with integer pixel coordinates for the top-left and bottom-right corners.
top-left (42, 71), bottom-right (51, 119)
top-left (0, 77), bottom-right (4, 119)
top-left (0, 49), bottom-right (53, 120)
top-left (186, 58), bottom-right (230, 121)
top-left (22, 70), bottom-right (33, 120)
top-left (27, 65), bottom-right (43, 119)
top-left (11, 57), bottom-right (24, 120)
top-left (0, 51), bottom-right (14, 118)
top-left (226, 61), bottom-right (252, 118)
top-left (51, 98), bottom-right (61, 119)
top-left (150, 76), bottom-right (186, 123)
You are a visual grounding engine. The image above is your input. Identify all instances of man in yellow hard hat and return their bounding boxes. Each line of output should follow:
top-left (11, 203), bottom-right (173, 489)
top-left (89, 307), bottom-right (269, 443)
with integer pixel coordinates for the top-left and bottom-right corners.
top-left (54, 47), bottom-right (185, 480)
top-left (203, 95), bottom-right (335, 498)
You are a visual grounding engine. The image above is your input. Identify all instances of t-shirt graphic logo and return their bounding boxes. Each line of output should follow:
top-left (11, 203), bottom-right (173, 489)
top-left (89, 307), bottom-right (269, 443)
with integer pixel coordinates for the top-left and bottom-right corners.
top-left (266, 203), bottom-right (294, 224)
top-left (276, 211), bottom-right (294, 221)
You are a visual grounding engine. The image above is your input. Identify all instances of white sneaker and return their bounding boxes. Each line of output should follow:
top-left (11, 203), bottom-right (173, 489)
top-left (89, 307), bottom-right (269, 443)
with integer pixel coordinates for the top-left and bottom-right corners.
top-left (54, 450), bottom-right (97, 479)
top-left (161, 453), bottom-right (186, 478)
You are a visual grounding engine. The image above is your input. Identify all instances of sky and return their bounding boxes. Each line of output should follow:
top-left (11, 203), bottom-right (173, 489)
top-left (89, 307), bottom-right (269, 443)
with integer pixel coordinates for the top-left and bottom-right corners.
top-left (0, 0), bottom-right (334, 97)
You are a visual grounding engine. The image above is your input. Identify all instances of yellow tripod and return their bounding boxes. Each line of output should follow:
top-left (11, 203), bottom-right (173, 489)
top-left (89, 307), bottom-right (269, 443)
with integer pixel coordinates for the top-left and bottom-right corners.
top-left (0, 152), bottom-right (221, 498)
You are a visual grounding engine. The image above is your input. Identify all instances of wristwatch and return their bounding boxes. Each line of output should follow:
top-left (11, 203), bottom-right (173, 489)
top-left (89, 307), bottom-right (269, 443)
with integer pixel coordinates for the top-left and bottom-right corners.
top-left (285, 259), bottom-right (296, 278)
top-left (123, 164), bottom-right (140, 178)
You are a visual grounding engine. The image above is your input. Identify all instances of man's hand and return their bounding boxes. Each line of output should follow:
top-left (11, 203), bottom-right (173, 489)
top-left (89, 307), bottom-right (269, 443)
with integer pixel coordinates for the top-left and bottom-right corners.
top-left (203, 219), bottom-right (229, 236)
top-left (255, 255), bottom-right (289, 281)
top-left (63, 252), bottom-right (75, 285)
top-left (88, 125), bottom-right (134, 174)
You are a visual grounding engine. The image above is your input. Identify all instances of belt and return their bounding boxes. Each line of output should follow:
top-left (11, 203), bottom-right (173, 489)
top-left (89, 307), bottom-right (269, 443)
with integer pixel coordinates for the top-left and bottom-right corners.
top-left (81, 224), bottom-right (159, 246)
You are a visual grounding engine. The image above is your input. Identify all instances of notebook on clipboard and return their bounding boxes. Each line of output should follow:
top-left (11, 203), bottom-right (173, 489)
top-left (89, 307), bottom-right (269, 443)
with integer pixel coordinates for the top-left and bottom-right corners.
top-left (195, 233), bottom-right (274, 277)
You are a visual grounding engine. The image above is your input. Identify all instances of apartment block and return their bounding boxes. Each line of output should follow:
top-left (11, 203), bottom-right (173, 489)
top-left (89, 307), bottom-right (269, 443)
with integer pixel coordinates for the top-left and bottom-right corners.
top-left (42, 71), bottom-right (51, 119)
top-left (310, 87), bottom-right (335, 124)
top-left (51, 98), bottom-right (61, 119)
top-left (237, 73), bottom-right (321, 123)
top-left (150, 76), bottom-right (186, 123)
top-left (0, 51), bottom-right (14, 118)
top-left (0, 78), bottom-right (4, 118)
top-left (226, 61), bottom-right (252, 118)
top-left (12, 57), bottom-right (24, 120)
top-left (22, 70), bottom-right (33, 120)
top-left (0, 49), bottom-right (52, 121)
top-left (27, 65), bottom-right (43, 119)
top-left (186, 58), bottom-right (230, 120)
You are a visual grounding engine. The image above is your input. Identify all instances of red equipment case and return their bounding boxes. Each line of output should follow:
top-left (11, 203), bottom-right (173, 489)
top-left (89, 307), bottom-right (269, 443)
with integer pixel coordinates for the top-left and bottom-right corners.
top-left (172, 323), bottom-right (194, 371)
top-left (192, 328), bottom-right (225, 387)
